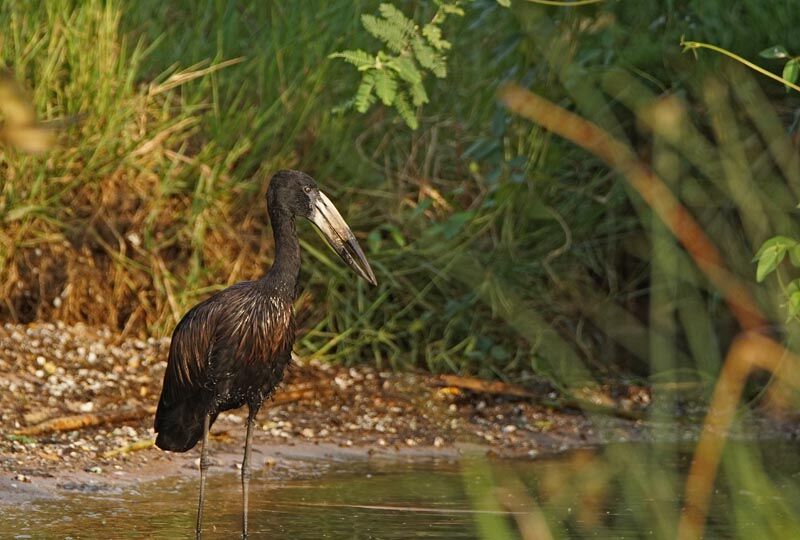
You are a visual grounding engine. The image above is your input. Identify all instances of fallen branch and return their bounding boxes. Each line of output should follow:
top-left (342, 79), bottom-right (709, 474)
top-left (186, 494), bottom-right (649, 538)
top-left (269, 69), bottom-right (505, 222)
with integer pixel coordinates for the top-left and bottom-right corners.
top-left (437, 375), bottom-right (645, 421)
top-left (102, 438), bottom-right (155, 458)
top-left (271, 384), bottom-right (336, 405)
top-left (15, 406), bottom-right (156, 436)
top-left (437, 375), bottom-right (534, 398)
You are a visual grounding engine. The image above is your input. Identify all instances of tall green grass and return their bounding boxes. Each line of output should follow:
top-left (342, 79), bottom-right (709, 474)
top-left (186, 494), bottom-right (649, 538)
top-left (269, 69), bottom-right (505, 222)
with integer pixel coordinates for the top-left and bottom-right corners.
top-left (1, 0), bottom-right (799, 386)
top-left (0, 0), bottom-right (623, 378)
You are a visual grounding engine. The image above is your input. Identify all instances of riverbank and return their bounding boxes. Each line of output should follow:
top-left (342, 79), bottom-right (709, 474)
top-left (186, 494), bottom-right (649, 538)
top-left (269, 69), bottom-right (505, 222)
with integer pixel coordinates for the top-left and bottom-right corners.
top-left (1, 322), bottom-right (797, 502)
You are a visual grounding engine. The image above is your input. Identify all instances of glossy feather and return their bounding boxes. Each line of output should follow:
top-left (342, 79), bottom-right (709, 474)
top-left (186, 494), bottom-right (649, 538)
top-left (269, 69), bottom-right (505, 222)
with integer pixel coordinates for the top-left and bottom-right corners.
top-left (154, 281), bottom-right (295, 452)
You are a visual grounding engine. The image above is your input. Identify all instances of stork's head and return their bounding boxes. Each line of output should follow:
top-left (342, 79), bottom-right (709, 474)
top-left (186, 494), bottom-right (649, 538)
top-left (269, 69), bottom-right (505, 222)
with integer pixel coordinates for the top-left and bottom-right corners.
top-left (267, 170), bottom-right (377, 286)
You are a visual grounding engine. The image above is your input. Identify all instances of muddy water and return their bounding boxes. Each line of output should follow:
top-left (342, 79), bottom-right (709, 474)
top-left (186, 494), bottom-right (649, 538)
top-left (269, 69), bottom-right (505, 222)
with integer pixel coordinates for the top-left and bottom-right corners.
top-left (3, 441), bottom-right (800, 539)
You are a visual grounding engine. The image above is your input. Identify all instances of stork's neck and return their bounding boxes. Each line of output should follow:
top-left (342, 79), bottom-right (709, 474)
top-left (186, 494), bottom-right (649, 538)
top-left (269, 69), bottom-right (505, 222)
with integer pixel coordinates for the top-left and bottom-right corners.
top-left (263, 209), bottom-right (300, 297)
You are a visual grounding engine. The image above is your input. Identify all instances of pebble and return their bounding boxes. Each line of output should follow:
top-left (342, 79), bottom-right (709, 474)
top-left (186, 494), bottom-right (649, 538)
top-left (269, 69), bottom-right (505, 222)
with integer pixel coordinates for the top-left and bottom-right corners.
top-left (0, 320), bottom-right (658, 481)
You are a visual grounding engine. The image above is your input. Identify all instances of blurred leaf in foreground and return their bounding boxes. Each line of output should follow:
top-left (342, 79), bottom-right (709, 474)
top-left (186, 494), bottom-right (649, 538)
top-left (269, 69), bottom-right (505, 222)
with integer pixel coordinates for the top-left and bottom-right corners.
top-left (0, 69), bottom-right (55, 153)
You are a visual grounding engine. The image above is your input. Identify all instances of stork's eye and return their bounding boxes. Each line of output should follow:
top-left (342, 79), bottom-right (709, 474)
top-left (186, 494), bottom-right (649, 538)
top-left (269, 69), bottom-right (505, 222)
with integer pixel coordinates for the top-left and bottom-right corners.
top-left (303, 186), bottom-right (312, 194)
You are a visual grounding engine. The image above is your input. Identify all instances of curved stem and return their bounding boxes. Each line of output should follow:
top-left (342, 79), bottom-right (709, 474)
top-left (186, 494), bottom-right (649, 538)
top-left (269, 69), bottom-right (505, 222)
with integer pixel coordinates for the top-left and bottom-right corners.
top-left (681, 39), bottom-right (800, 93)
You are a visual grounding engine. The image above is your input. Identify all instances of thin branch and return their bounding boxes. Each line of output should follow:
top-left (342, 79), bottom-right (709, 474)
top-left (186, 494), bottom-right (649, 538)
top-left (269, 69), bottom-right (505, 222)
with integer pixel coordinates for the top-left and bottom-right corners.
top-left (681, 39), bottom-right (800, 93)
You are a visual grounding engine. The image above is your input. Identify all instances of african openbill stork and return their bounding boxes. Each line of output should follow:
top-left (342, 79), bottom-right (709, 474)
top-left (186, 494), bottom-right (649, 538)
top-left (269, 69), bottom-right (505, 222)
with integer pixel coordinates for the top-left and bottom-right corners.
top-left (153, 170), bottom-right (376, 538)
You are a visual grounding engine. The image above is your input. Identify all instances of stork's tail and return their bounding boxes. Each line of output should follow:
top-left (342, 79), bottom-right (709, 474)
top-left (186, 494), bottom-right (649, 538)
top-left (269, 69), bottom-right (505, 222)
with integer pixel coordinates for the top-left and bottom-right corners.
top-left (154, 398), bottom-right (215, 453)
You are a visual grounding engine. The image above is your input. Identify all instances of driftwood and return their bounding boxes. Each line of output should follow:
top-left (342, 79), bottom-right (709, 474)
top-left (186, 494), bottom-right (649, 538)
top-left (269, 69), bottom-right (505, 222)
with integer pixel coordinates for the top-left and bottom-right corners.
top-left (15, 406), bottom-right (156, 436)
top-left (102, 438), bottom-right (155, 458)
top-left (436, 374), bottom-right (645, 421)
top-left (14, 382), bottom-right (331, 438)
top-left (271, 384), bottom-right (336, 405)
top-left (437, 375), bottom-right (535, 398)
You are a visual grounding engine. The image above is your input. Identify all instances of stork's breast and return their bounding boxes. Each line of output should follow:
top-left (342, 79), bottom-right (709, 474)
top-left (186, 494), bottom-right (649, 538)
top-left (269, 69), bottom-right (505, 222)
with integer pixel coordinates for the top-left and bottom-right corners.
top-left (235, 296), bottom-right (294, 363)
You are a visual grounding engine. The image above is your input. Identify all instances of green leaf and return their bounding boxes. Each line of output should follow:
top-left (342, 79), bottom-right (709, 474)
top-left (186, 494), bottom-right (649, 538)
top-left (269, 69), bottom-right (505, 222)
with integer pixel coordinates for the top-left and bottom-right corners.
top-left (373, 69), bottom-right (397, 105)
top-left (393, 90), bottom-right (418, 129)
top-left (411, 36), bottom-right (447, 78)
top-left (440, 4), bottom-right (465, 16)
top-left (754, 236), bottom-right (796, 259)
top-left (422, 24), bottom-right (451, 51)
top-left (756, 248), bottom-right (780, 282)
top-left (759, 45), bottom-right (790, 59)
top-left (354, 72), bottom-right (377, 113)
top-left (409, 80), bottom-right (429, 106)
top-left (329, 50), bottom-right (375, 69)
top-left (378, 3), bottom-right (415, 37)
top-left (753, 236), bottom-right (796, 282)
top-left (789, 245), bottom-right (800, 267)
top-left (786, 280), bottom-right (800, 322)
top-left (783, 59), bottom-right (800, 90)
top-left (389, 56), bottom-right (422, 84)
top-left (361, 14), bottom-right (405, 52)
top-left (412, 36), bottom-right (439, 72)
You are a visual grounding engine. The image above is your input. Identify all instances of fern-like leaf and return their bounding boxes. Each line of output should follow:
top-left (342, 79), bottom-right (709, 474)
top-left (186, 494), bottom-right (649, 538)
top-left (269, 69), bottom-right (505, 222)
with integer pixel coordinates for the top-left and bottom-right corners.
top-left (430, 57), bottom-right (447, 78)
top-left (394, 90), bottom-right (418, 129)
top-left (373, 69), bottom-right (398, 106)
top-left (423, 24), bottom-right (451, 51)
top-left (409, 80), bottom-right (428, 106)
top-left (361, 14), bottom-right (406, 52)
top-left (439, 4), bottom-right (465, 16)
top-left (329, 50), bottom-right (375, 70)
top-left (378, 4), bottom-right (416, 38)
top-left (389, 56), bottom-right (422, 84)
top-left (412, 37), bottom-right (439, 73)
top-left (355, 72), bottom-right (377, 113)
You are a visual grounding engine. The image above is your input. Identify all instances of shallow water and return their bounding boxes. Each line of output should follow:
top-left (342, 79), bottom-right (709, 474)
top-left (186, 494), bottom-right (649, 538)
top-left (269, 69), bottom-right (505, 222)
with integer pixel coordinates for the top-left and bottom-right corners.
top-left (3, 441), bottom-right (800, 539)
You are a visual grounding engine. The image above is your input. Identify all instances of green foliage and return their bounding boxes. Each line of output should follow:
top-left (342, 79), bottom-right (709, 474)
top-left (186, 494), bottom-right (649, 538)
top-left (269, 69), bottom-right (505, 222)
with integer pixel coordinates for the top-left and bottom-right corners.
top-left (759, 44), bottom-right (800, 90)
top-left (753, 236), bottom-right (797, 283)
top-left (330, 1), bottom-right (473, 129)
top-left (754, 236), bottom-right (800, 322)
top-left (330, 0), bottom-right (513, 128)
top-left (5, 0), bottom-right (800, 388)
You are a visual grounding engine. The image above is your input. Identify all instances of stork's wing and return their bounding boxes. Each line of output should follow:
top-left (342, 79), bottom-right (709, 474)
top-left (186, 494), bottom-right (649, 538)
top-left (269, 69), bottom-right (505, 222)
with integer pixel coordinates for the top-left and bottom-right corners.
top-left (156, 295), bottom-right (223, 410)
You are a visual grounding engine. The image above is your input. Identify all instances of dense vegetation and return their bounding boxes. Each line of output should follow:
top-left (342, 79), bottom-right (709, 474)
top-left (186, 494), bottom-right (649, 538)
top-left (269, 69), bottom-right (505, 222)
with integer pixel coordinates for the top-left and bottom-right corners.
top-left (1, 0), bottom-right (799, 386)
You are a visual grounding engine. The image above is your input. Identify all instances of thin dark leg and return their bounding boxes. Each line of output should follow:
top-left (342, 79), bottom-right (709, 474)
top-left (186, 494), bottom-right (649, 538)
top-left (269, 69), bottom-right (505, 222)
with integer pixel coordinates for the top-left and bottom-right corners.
top-left (196, 414), bottom-right (211, 540)
top-left (242, 403), bottom-right (260, 539)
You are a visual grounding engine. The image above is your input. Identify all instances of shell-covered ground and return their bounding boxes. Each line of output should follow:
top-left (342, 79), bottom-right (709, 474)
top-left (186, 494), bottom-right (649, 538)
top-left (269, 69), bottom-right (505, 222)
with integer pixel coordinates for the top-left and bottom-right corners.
top-left (0, 322), bottom-right (795, 492)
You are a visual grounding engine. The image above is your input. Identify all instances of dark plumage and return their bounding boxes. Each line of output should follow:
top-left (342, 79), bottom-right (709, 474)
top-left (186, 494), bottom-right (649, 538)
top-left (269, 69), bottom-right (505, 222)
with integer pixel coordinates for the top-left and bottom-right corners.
top-left (153, 170), bottom-right (376, 538)
top-left (153, 280), bottom-right (295, 451)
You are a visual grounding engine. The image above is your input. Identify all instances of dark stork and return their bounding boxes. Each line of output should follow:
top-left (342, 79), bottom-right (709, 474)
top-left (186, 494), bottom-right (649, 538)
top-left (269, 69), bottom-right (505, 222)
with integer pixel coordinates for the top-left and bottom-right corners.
top-left (153, 170), bottom-right (376, 538)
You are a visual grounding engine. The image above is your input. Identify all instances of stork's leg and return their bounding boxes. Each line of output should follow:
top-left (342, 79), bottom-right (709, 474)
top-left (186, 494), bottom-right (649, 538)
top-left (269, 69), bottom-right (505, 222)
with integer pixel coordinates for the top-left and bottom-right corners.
top-left (196, 413), bottom-right (211, 540)
top-left (241, 403), bottom-right (260, 539)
